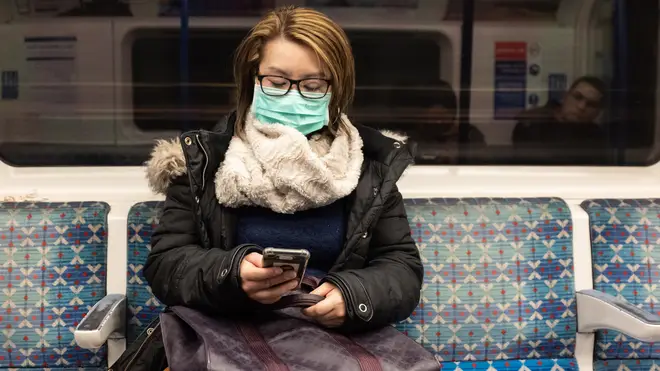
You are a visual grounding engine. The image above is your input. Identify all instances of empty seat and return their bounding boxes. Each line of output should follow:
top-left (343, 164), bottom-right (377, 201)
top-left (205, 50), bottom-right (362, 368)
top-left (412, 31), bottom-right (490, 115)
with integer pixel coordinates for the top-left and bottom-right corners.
top-left (0, 201), bottom-right (109, 369)
top-left (582, 199), bottom-right (660, 370)
top-left (126, 201), bottom-right (165, 345)
top-left (397, 198), bottom-right (579, 370)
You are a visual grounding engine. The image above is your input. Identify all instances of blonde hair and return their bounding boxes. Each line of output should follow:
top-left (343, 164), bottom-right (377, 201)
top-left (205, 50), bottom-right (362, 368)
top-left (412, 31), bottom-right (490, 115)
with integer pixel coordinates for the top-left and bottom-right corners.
top-left (233, 6), bottom-right (355, 137)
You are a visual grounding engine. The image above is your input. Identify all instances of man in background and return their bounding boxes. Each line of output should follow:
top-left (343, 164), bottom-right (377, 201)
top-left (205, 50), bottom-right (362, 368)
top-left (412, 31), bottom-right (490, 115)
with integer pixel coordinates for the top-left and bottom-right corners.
top-left (512, 75), bottom-right (606, 146)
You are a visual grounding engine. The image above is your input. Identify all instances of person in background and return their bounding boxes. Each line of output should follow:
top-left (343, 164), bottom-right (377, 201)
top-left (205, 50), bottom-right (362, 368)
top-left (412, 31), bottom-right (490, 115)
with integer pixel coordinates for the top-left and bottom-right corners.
top-left (377, 79), bottom-right (484, 163)
top-left (117, 5), bottom-right (424, 370)
top-left (511, 75), bottom-right (608, 164)
top-left (512, 75), bottom-right (607, 145)
top-left (422, 79), bottom-right (485, 145)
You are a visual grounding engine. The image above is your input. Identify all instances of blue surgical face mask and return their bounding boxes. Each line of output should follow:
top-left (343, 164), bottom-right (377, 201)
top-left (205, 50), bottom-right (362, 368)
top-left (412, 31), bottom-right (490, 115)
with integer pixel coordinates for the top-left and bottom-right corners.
top-left (252, 85), bottom-right (331, 135)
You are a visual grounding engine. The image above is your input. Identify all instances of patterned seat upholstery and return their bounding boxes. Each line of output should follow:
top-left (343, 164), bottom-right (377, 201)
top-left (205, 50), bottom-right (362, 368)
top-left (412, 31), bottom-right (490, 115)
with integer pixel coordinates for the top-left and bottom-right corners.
top-left (582, 199), bottom-right (660, 371)
top-left (126, 201), bottom-right (164, 345)
top-left (127, 198), bottom-right (579, 370)
top-left (397, 198), bottom-right (578, 370)
top-left (0, 202), bottom-right (109, 370)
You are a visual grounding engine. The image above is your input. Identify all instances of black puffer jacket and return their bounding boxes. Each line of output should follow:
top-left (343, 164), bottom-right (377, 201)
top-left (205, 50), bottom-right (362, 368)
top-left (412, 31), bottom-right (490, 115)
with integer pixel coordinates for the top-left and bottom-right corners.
top-left (142, 113), bottom-right (422, 333)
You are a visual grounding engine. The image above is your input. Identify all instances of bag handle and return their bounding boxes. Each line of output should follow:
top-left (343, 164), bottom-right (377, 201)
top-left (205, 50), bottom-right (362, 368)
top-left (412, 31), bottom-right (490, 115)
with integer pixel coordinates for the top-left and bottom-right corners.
top-left (266, 293), bottom-right (324, 310)
top-left (263, 275), bottom-right (323, 310)
top-left (301, 275), bottom-right (321, 292)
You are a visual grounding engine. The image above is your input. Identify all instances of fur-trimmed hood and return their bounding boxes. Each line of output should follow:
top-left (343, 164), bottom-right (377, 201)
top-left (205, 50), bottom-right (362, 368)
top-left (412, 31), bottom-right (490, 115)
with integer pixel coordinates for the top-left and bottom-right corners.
top-left (145, 138), bottom-right (187, 195)
top-left (145, 128), bottom-right (410, 196)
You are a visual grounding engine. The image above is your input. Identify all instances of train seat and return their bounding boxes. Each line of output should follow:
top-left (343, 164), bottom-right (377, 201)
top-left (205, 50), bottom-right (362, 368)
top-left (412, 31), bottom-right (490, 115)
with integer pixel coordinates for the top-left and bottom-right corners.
top-left (73, 201), bottom-right (164, 365)
top-left (125, 201), bottom-right (164, 346)
top-left (0, 201), bottom-right (110, 370)
top-left (77, 198), bottom-right (584, 369)
top-left (397, 198), bottom-right (579, 370)
top-left (580, 199), bottom-right (660, 370)
top-left (75, 197), bottom-right (660, 370)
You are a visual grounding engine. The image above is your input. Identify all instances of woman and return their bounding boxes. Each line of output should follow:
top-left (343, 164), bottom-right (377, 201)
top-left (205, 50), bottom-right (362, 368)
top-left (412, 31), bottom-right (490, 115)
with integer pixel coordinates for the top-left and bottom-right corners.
top-left (137, 5), bottom-right (422, 368)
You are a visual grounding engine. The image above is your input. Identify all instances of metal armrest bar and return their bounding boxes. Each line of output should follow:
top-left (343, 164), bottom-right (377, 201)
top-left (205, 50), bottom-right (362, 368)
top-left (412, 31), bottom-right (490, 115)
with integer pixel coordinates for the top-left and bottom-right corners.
top-left (74, 294), bottom-right (127, 349)
top-left (577, 289), bottom-right (660, 342)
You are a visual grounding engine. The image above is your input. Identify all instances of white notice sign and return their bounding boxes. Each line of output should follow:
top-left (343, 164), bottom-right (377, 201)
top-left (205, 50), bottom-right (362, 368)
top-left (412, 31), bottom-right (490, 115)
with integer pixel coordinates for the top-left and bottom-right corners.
top-left (23, 36), bottom-right (77, 106)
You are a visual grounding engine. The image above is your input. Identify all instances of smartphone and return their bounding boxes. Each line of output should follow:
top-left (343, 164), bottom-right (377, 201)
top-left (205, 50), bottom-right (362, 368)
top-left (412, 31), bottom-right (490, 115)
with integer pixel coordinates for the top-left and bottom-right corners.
top-left (262, 248), bottom-right (310, 287)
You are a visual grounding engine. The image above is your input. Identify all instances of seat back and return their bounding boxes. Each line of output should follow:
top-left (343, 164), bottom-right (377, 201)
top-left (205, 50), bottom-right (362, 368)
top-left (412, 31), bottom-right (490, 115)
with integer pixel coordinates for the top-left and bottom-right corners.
top-left (127, 201), bottom-right (164, 345)
top-left (582, 199), bottom-right (660, 370)
top-left (0, 201), bottom-right (109, 369)
top-left (398, 198), bottom-right (578, 369)
top-left (128, 198), bottom-right (579, 369)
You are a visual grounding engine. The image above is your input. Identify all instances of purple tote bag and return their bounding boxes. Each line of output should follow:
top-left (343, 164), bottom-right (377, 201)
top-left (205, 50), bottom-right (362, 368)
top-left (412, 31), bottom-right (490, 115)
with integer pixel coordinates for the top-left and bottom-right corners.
top-left (160, 293), bottom-right (440, 371)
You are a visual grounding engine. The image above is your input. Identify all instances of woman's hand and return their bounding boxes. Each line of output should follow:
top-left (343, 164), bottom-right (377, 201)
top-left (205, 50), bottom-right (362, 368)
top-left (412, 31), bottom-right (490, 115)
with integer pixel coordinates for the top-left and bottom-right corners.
top-left (302, 283), bottom-right (346, 328)
top-left (239, 253), bottom-right (299, 304)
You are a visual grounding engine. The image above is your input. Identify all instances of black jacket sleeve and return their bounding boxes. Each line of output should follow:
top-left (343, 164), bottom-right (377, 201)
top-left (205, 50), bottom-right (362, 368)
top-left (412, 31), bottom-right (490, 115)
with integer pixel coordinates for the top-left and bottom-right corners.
top-left (325, 187), bottom-right (423, 333)
top-left (144, 175), bottom-right (260, 314)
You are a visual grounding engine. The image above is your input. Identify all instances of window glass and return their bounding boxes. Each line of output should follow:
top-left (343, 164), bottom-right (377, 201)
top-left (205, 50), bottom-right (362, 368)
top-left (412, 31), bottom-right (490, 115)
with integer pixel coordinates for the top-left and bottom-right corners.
top-left (307, 0), bottom-right (419, 8)
top-left (132, 29), bottom-right (441, 132)
top-left (132, 29), bottom-right (246, 132)
top-left (446, 0), bottom-right (561, 21)
top-left (159, 0), bottom-right (276, 17)
top-left (0, 0), bottom-right (658, 166)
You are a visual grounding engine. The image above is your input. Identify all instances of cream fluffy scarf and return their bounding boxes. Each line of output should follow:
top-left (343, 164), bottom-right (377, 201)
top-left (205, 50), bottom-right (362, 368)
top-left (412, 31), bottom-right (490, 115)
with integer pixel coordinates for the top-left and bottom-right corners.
top-left (215, 112), bottom-right (364, 214)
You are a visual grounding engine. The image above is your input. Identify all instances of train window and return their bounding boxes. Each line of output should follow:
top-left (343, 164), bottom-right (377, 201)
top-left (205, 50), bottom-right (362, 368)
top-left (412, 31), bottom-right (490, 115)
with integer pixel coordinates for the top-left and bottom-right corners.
top-left (446, 0), bottom-right (561, 21)
top-left (132, 29), bottom-right (441, 132)
top-left (132, 29), bottom-right (247, 132)
top-left (0, 0), bottom-right (658, 167)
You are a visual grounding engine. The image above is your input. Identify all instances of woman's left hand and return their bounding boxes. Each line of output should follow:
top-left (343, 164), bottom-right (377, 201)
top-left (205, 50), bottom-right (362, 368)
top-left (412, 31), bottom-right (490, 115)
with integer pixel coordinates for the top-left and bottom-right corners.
top-left (302, 282), bottom-right (346, 328)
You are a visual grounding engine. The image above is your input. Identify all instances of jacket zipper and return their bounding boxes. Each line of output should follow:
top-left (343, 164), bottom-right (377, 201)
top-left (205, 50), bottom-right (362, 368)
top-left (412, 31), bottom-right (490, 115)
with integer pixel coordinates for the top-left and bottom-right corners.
top-left (122, 322), bottom-right (161, 371)
top-left (195, 134), bottom-right (209, 192)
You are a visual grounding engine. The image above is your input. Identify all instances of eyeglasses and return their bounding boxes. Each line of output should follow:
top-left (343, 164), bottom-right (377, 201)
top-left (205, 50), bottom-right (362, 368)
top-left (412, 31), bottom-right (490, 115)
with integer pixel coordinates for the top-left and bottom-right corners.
top-left (257, 75), bottom-right (331, 99)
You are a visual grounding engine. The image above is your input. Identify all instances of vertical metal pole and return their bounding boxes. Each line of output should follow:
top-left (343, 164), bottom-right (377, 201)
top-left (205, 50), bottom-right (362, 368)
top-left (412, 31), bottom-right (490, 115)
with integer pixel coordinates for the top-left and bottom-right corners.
top-left (458, 0), bottom-right (475, 164)
top-left (613, 0), bottom-right (628, 164)
top-left (180, 0), bottom-right (190, 132)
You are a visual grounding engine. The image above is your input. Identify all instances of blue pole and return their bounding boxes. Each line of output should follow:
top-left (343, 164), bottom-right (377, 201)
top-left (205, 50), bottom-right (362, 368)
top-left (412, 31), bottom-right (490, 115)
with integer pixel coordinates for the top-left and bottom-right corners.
top-left (180, 0), bottom-right (190, 132)
top-left (458, 0), bottom-right (475, 164)
top-left (613, 0), bottom-right (628, 164)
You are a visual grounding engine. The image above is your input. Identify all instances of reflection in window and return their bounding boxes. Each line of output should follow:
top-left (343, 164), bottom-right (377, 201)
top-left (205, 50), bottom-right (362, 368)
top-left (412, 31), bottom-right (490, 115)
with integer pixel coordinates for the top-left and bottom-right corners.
top-left (132, 29), bottom-right (446, 133)
top-left (58, 1), bottom-right (133, 17)
top-left (445, 0), bottom-right (560, 21)
top-left (0, 1), bottom-right (658, 167)
top-left (159, 0), bottom-right (276, 16)
top-left (510, 76), bottom-right (609, 165)
top-left (306, 0), bottom-right (419, 8)
top-left (132, 29), bottom-right (247, 132)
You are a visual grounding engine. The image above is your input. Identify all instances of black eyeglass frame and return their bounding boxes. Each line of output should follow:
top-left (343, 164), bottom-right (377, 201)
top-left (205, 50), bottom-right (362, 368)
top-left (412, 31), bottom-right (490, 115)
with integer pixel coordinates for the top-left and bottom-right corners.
top-left (256, 74), bottom-right (332, 99)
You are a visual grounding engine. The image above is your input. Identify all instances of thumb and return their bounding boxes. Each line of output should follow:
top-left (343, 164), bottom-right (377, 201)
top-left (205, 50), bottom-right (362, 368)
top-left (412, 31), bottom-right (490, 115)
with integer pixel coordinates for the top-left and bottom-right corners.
top-left (310, 283), bottom-right (335, 297)
top-left (244, 252), bottom-right (264, 268)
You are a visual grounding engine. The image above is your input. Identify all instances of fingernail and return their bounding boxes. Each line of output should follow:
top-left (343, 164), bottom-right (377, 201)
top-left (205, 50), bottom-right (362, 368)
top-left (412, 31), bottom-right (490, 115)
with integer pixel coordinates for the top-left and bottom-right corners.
top-left (274, 268), bottom-right (283, 275)
top-left (286, 271), bottom-right (297, 279)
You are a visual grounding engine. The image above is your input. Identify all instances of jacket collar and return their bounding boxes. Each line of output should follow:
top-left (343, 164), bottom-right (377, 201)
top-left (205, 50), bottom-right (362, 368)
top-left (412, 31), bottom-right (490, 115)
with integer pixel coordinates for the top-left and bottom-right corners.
top-left (145, 113), bottom-right (415, 196)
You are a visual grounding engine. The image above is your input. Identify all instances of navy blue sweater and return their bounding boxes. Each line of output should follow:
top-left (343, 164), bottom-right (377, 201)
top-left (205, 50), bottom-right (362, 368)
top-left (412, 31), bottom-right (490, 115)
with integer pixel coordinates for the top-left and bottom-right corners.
top-left (234, 199), bottom-right (347, 277)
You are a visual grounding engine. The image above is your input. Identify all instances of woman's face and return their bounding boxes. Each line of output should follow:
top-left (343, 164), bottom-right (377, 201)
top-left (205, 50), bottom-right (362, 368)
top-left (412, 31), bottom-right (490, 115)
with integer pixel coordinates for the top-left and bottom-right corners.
top-left (257, 37), bottom-right (329, 92)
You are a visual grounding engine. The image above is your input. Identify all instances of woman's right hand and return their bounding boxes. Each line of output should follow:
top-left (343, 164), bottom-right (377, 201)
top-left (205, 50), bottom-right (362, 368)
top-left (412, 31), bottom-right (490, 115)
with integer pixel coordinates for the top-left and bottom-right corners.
top-left (239, 252), bottom-right (299, 304)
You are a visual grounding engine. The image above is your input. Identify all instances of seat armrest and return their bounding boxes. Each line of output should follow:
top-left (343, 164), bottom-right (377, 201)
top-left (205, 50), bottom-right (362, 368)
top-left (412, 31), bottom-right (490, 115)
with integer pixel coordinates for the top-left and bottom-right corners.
top-left (75, 294), bottom-right (127, 349)
top-left (577, 289), bottom-right (660, 342)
